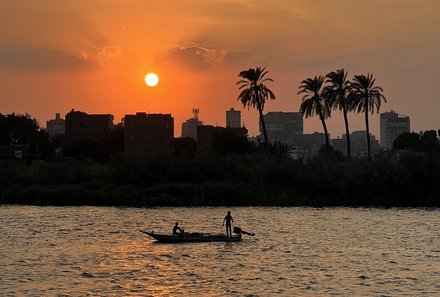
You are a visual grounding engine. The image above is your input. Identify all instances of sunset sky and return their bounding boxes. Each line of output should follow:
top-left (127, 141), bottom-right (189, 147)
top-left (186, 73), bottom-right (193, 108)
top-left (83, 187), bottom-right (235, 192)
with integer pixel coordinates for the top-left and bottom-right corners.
top-left (0, 0), bottom-right (439, 137)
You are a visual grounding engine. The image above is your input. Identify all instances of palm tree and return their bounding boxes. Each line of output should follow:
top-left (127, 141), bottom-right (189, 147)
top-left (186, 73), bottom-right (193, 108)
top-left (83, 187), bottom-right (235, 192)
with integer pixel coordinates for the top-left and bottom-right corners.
top-left (237, 67), bottom-right (276, 146)
top-left (324, 69), bottom-right (353, 158)
top-left (350, 73), bottom-right (387, 159)
top-left (298, 75), bottom-right (331, 149)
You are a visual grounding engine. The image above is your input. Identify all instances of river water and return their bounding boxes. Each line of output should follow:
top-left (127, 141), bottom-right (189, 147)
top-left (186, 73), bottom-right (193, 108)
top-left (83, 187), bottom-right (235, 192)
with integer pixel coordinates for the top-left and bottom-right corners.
top-left (0, 206), bottom-right (439, 296)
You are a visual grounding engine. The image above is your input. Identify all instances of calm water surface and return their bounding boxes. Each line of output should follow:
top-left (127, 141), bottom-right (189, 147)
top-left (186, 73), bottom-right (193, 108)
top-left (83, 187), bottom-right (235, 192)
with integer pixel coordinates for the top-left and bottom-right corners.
top-left (0, 206), bottom-right (439, 296)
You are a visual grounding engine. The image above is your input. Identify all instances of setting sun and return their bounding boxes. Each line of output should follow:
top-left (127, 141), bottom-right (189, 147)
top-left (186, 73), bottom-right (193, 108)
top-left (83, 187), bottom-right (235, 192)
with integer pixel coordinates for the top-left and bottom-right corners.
top-left (145, 73), bottom-right (159, 87)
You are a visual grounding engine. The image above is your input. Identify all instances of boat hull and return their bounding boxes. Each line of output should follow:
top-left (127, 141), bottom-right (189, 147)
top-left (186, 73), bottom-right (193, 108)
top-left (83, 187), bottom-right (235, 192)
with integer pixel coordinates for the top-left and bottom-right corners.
top-left (140, 230), bottom-right (241, 243)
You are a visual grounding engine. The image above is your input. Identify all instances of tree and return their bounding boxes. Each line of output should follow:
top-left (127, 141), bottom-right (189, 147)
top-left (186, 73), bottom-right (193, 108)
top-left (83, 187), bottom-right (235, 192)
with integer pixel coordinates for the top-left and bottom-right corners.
top-left (0, 113), bottom-right (39, 145)
top-left (269, 140), bottom-right (296, 160)
top-left (62, 138), bottom-right (108, 162)
top-left (237, 67), bottom-right (276, 146)
top-left (393, 130), bottom-right (439, 155)
top-left (421, 130), bottom-right (439, 155)
top-left (174, 137), bottom-right (197, 158)
top-left (109, 125), bottom-right (125, 154)
top-left (298, 76), bottom-right (331, 149)
top-left (324, 69), bottom-right (353, 158)
top-left (350, 74), bottom-right (386, 160)
top-left (212, 131), bottom-right (252, 155)
top-left (393, 132), bottom-right (421, 151)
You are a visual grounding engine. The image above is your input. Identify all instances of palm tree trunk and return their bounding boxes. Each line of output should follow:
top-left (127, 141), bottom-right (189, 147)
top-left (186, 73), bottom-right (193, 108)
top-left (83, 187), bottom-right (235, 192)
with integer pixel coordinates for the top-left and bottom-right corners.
top-left (364, 99), bottom-right (371, 160)
top-left (319, 112), bottom-right (330, 149)
top-left (258, 105), bottom-right (269, 146)
top-left (342, 105), bottom-right (351, 158)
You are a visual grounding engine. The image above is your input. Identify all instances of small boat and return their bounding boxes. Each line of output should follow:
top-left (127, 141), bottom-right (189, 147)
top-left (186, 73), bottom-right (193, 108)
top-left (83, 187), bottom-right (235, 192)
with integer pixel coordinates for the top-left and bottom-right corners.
top-left (140, 230), bottom-right (242, 243)
top-left (140, 227), bottom-right (254, 243)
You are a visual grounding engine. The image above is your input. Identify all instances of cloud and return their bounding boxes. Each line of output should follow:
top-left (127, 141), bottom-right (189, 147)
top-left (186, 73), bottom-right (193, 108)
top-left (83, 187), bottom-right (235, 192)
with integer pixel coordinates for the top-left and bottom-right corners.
top-left (0, 48), bottom-right (99, 72)
top-left (98, 45), bottom-right (123, 65)
top-left (157, 46), bottom-right (251, 70)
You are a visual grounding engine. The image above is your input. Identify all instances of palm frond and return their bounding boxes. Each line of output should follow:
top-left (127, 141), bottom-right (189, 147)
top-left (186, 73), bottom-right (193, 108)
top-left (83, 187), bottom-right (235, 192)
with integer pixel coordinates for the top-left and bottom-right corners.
top-left (236, 66), bottom-right (276, 112)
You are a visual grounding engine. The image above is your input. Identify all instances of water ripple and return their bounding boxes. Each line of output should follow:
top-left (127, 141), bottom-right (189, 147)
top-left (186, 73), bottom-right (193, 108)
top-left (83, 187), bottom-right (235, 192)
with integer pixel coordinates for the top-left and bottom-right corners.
top-left (1, 206), bottom-right (439, 296)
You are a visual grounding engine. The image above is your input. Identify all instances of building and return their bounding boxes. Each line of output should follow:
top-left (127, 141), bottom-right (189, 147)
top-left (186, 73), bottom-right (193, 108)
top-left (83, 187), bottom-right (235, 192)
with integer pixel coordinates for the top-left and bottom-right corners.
top-left (380, 110), bottom-right (410, 150)
top-left (332, 137), bottom-right (346, 155)
top-left (226, 108), bottom-right (241, 128)
top-left (351, 131), bottom-right (380, 157)
top-left (297, 132), bottom-right (327, 154)
top-left (181, 108), bottom-right (203, 140)
top-left (124, 112), bottom-right (174, 154)
top-left (197, 125), bottom-right (248, 151)
top-left (333, 131), bottom-right (380, 157)
top-left (65, 109), bottom-right (114, 143)
top-left (46, 113), bottom-right (65, 137)
top-left (261, 112), bottom-right (303, 144)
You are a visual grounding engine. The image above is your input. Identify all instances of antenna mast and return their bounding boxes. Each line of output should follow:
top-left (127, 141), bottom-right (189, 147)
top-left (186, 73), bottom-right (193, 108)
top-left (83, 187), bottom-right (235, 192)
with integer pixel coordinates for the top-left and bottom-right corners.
top-left (192, 108), bottom-right (199, 120)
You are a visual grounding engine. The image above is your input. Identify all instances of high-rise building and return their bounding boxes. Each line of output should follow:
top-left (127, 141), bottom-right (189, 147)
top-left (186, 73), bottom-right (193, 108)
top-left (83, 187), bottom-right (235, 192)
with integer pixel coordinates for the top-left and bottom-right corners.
top-left (380, 110), bottom-right (410, 150)
top-left (46, 113), bottom-right (65, 137)
top-left (182, 108), bottom-right (203, 140)
top-left (65, 109), bottom-right (114, 143)
top-left (124, 112), bottom-right (174, 154)
top-left (226, 108), bottom-right (241, 128)
top-left (261, 112), bottom-right (303, 144)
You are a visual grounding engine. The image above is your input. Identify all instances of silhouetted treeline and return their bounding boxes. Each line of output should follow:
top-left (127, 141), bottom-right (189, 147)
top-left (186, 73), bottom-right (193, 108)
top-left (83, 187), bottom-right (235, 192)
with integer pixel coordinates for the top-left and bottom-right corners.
top-left (298, 69), bottom-right (386, 160)
top-left (1, 149), bottom-right (439, 207)
top-left (0, 113), bottom-right (124, 162)
top-left (393, 130), bottom-right (440, 155)
top-left (1, 112), bottom-right (439, 207)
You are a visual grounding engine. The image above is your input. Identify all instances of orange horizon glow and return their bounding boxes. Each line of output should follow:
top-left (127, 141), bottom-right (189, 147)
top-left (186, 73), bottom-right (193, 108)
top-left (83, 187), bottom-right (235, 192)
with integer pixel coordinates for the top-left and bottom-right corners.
top-left (0, 1), bottom-right (439, 137)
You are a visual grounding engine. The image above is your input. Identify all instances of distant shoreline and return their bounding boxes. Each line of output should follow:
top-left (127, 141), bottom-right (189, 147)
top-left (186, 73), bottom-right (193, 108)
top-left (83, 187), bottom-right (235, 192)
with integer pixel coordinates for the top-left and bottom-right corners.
top-left (1, 151), bottom-right (439, 208)
top-left (1, 181), bottom-right (438, 208)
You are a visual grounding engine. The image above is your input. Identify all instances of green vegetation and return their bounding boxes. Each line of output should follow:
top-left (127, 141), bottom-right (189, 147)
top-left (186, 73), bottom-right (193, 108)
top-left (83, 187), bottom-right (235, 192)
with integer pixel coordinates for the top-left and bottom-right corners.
top-left (0, 76), bottom-right (437, 208)
top-left (351, 74), bottom-right (387, 159)
top-left (1, 149), bottom-right (439, 207)
top-left (299, 70), bottom-right (386, 160)
top-left (393, 130), bottom-right (440, 155)
top-left (298, 75), bottom-right (331, 148)
top-left (324, 69), bottom-right (352, 158)
top-left (0, 113), bottom-right (39, 145)
top-left (237, 67), bottom-right (276, 146)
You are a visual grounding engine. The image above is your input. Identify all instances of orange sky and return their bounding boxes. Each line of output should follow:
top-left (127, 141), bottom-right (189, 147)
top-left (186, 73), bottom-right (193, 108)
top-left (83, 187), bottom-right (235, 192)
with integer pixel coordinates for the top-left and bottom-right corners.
top-left (1, 0), bottom-right (439, 137)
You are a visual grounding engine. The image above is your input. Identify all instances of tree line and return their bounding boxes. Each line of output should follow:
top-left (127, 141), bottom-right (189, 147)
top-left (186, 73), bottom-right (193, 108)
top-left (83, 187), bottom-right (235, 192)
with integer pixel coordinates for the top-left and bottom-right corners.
top-left (1, 146), bottom-right (439, 207)
top-left (1, 68), bottom-right (439, 207)
top-left (237, 67), bottom-right (386, 159)
top-left (0, 115), bottom-right (439, 207)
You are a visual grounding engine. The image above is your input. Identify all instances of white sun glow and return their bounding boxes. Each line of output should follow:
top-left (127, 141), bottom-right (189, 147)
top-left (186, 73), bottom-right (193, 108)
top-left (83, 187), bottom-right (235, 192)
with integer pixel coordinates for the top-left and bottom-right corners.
top-left (145, 73), bottom-right (159, 87)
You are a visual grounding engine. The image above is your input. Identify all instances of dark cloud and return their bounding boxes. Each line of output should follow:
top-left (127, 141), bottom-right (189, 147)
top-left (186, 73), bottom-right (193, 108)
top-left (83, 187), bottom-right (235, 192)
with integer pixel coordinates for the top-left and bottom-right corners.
top-left (157, 46), bottom-right (252, 70)
top-left (0, 48), bottom-right (99, 72)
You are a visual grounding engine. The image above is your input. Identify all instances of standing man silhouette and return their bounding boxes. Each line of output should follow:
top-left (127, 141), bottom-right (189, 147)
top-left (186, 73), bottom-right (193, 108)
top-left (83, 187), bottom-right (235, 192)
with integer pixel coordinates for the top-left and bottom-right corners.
top-left (222, 211), bottom-right (234, 237)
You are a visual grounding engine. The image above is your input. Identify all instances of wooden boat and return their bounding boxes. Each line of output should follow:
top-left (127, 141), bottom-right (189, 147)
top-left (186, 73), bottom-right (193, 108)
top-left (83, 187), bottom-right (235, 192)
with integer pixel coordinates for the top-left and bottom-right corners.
top-left (139, 230), bottom-right (242, 243)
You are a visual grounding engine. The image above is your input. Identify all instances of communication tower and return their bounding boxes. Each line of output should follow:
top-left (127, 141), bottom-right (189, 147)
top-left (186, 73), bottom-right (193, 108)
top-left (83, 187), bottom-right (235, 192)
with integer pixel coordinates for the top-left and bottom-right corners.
top-left (192, 108), bottom-right (199, 120)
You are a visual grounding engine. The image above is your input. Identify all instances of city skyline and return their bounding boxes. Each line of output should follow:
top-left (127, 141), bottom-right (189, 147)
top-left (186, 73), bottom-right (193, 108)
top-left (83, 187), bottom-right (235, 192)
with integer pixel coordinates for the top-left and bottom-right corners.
top-left (1, 1), bottom-right (439, 137)
top-left (46, 107), bottom-right (412, 145)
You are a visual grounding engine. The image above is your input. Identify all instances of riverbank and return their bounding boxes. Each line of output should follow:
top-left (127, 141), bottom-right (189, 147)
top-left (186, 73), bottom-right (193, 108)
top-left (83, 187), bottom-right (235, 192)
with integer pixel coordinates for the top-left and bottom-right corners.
top-left (1, 152), bottom-right (439, 207)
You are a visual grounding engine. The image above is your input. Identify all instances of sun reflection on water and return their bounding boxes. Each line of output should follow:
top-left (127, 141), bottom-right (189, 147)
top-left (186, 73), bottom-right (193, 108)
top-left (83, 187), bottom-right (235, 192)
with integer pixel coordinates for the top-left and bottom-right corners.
top-left (1, 206), bottom-right (439, 296)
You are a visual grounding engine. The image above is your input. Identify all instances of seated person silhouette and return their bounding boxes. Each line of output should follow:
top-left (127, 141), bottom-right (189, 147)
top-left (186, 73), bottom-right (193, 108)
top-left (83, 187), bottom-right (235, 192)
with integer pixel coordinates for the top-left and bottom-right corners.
top-left (172, 222), bottom-right (184, 235)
